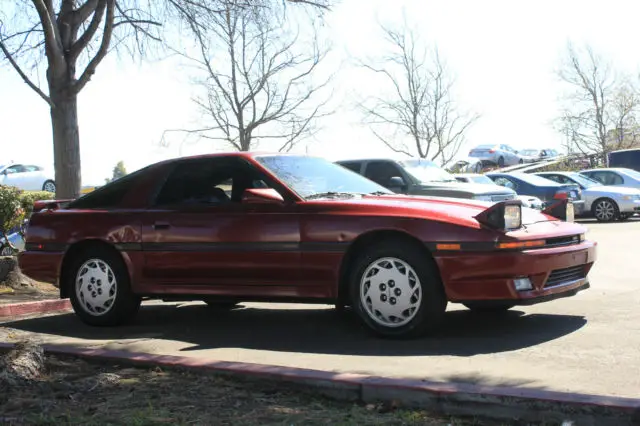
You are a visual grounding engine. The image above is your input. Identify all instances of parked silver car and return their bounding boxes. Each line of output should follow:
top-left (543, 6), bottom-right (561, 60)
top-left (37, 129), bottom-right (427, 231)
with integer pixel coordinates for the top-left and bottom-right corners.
top-left (579, 167), bottom-right (640, 191)
top-left (536, 171), bottom-right (640, 221)
top-left (468, 144), bottom-right (523, 167)
top-left (519, 148), bottom-right (561, 163)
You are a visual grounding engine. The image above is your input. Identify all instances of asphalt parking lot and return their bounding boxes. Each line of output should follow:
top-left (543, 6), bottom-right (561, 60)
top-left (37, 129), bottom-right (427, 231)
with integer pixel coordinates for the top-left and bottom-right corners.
top-left (1, 217), bottom-right (639, 398)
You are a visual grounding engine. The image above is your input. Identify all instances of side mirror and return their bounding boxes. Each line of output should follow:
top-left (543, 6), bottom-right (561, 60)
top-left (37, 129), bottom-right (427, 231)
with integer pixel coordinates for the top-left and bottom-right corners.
top-left (388, 176), bottom-right (406, 188)
top-left (241, 188), bottom-right (284, 205)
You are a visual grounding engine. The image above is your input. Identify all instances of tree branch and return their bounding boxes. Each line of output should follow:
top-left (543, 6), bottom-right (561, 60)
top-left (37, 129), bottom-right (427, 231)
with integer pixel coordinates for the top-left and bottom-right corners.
top-left (0, 38), bottom-right (53, 107)
top-left (72, 0), bottom-right (115, 94)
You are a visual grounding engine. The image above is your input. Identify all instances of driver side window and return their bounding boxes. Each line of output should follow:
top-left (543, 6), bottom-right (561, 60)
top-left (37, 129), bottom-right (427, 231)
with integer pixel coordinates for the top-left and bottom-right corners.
top-left (5, 165), bottom-right (25, 175)
top-left (364, 161), bottom-right (404, 187)
top-left (493, 177), bottom-right (517, 190)
top-left (155, 159), bottom-right (275, 207)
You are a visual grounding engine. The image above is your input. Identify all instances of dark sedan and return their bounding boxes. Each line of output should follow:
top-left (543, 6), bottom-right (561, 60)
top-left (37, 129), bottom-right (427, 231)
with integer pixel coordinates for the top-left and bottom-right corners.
top-left (486, 172), bottom-right (585, 215)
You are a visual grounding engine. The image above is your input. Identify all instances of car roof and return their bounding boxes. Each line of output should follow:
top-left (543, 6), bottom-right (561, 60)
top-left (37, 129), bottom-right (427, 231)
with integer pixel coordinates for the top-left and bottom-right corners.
top-left (150, 151), bottom-right (312, 167)
top-left (455, 173), bottom-right (482, 177)
top-left (581, 167), bottom-right (633, 173)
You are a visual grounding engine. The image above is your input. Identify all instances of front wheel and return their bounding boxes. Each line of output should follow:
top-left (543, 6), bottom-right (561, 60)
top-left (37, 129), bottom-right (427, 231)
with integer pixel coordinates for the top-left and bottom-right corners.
top-left (592, 198), bottom-right (619, 222)
top-left (67, 246), bottom-right (141, 326)
top-left (349, 241), bottom-right (447, 339)
top-left (497, 156), bottom-right (505, 168)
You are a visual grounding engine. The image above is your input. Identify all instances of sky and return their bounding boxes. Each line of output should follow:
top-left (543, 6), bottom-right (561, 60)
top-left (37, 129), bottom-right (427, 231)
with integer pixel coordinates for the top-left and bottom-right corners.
top-left (2, 0), bottom-right (640, 186)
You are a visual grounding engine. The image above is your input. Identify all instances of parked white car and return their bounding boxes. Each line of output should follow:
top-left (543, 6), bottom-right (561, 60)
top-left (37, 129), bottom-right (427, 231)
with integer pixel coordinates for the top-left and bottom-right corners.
top-left (453, 173), bottom-right (544, 209)
top-left (0, 163), bottom-right (55, 192)
top-left (536, 171), bottom-right (640, 221)
top-left (579, 168), bottom-right (640, 191)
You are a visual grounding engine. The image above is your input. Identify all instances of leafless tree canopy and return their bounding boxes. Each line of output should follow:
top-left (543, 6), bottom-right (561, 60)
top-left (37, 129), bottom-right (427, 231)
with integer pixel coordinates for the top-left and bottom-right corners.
top-left (0, 0), bottom-right (333, 198)
top-left (162, 0), bottom-right (333, 153)
top-left (556, 42), bottom-right (640, 158)
top-left (358, 21), bottom-right (479, 166)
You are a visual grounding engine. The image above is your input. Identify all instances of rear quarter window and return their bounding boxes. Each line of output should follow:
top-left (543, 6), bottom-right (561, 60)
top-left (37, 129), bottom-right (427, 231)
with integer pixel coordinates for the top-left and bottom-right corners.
top-left (66, 171), bottom-right (143, 209)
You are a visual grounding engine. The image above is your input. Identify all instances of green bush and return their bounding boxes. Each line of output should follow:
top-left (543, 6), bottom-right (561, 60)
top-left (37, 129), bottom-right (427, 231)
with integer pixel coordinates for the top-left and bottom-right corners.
top-left (0, 185), bottom-right (25, 247)
top-left (20, 190), bottom-right (55, 216)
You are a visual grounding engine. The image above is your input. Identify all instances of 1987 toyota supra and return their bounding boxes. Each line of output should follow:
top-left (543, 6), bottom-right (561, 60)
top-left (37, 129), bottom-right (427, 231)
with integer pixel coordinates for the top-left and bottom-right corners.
top-left (18, 153), bottom-right (596, 338)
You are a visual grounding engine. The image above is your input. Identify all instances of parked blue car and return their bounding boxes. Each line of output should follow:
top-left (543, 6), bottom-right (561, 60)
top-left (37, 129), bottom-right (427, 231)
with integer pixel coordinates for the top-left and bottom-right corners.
top-left (486, 172), bottom-right (586, 214)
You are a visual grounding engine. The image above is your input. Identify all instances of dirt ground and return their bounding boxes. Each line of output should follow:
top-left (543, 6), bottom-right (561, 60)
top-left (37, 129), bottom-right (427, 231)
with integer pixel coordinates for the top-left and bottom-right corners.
top-left (0, 353), bottom-right (511, 426)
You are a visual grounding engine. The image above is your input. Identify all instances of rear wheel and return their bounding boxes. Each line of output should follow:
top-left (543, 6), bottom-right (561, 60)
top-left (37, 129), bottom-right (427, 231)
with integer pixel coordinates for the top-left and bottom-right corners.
top-left (42, 180), bottom-right (56, 193)
top-left (497, 156), bottom-right (505, 167)
top-left (349, 241), bottom-right (447, 339)
top-left (592, 198), bottom-right (619, 222)
top-left (463, 301), bottom-right (516, 313)
top-left (67, 246), bottom-right (141, 326)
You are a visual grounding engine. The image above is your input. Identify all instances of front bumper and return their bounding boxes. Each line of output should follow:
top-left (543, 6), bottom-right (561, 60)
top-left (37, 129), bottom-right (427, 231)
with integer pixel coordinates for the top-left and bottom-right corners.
top-left (617, 198), bottom-right (640, 214)
top-left (18, 251), bottom-right (64, 287)
top-left (434, 240), bottom-right (596, 303)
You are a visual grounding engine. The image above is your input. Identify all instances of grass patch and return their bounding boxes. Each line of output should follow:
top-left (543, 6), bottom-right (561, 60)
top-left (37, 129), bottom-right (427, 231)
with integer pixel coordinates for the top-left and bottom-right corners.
top-left (0, 354), bottom-right (522, 425)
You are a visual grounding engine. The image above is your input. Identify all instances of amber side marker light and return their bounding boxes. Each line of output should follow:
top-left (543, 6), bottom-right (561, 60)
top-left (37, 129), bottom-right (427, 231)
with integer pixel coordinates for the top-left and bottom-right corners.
top-left (497, 240), bottom-right (545, 249)
top-left (436, 243), bottom-right (461, 250)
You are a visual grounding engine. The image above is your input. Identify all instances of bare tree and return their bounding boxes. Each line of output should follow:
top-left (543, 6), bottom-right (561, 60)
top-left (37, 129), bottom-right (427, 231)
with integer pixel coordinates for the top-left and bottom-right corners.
top-left (556, 42), bottom-right (640, 160)
top-left (357, 21), bottom-right (479, 166)
top-left (162, 0), bottom-right (333, 153)
top-left (0, 0), bottom-right (333, 199)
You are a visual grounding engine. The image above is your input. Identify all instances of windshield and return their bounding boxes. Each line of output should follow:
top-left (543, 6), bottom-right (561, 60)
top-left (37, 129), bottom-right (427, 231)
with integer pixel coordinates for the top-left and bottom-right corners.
top-left (254, 155), bottom-right (393, 199)
top-left (402, 164), bottom-right (457, 183)
top-left (565, 172), bottom-right (600, 188)
top-left (467, 175), bottom-right (495, 185)
top-left (520, 149), bottom-right (539, 156)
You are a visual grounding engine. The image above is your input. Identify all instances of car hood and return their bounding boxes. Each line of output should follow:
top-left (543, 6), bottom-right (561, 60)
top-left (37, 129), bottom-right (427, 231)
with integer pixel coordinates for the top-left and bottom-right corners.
top-left (414, 181), bottom-right (514, 196)
top-left (586, 185), bottom-right (640, 196)
top-left (319, 194), bottom-right (572, 230)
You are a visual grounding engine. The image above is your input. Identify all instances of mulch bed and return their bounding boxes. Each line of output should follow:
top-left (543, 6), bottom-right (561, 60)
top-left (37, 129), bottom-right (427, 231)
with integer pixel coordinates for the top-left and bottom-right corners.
top-left (0, 343), bottom-right (500, 426)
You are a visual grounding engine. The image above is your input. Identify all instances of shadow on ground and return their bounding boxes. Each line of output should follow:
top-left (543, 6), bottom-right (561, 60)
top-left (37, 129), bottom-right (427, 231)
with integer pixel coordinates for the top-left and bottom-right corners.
top-left (1, 302), bottom-right (586, 358)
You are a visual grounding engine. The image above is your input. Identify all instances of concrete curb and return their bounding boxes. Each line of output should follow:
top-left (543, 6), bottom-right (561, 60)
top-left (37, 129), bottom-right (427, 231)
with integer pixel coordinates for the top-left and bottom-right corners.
top-left (0, 342), bottom-right (637, 425)
top-left (0, 298), bottom-right (71, 318)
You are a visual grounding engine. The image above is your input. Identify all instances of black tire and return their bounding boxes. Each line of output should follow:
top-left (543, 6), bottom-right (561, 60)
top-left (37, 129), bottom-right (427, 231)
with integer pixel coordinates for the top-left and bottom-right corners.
top-left (66, 245), bottom-right (141, 326)
top-left (42, 180), bottom-right (56, 193)
top-left (203, 300), bottom-right (240, 310)
top-left (463, 301), bottom-right (516, 313)
top-left (518, 159), bottom-right (524, 164)
top-left (348, 240), bottom-right (447, 339)
top-left (497, 156), bottom-right (505, 168)
top-left (592, 198), bottom-right (619, 222)
top-left (619, 213), bottom-right (630, 221)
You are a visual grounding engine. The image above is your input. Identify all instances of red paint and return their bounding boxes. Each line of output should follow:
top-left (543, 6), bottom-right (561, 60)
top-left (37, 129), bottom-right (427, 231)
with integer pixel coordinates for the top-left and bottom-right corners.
top-left (0, 299), bottom-right (71, 318)
top-left (18, 152), bottom-right (596, 306)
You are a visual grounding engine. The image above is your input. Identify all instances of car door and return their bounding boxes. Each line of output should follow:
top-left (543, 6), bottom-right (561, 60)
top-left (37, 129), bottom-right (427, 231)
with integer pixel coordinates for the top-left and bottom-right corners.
top-left (140, 156), bottom-right (302, 293)
top-left (20, 165), bottom-right (42, 190)
top-left (363, 160), bottom-right (409, 193)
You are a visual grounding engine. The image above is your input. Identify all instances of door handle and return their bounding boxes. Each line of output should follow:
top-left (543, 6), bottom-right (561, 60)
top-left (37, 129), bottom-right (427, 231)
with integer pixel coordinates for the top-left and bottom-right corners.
top-left (152, 222), bottom-right (171, 230)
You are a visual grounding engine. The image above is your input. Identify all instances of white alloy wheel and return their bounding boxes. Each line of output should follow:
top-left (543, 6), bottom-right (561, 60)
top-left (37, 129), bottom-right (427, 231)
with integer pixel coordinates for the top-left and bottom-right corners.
top-left (594, 199), bottom-right (616, 221)
top-left (359, 257), bottom-right (422, 328)
top-left (43, 181), bottom-right (56, 193)
top-left (1, 246), bottom-right (13, 256)
top-left (75, 258), bottom-right (118, 316)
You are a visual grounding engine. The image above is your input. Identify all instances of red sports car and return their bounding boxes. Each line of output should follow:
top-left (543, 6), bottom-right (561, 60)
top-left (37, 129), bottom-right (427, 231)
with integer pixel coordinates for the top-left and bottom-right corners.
top-left (19, 153), bottom-right (596, 338)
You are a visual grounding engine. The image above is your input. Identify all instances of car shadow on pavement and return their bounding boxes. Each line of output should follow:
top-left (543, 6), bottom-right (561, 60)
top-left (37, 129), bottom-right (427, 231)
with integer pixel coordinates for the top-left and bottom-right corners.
top-left (1, 302), bottom-right (587, 357)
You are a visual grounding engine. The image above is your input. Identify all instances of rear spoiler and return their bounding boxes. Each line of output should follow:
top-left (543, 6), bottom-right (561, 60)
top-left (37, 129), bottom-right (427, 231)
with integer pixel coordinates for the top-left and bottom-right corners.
top-left (32, 199), bottom-right (75, 213)
top-left (542, 198), bottom-right (574, 222)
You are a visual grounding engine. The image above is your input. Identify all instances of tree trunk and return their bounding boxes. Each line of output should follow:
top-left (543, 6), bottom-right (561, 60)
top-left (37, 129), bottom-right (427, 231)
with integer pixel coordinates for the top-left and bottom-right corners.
top-left (49, 89), bottom-right (81, 199)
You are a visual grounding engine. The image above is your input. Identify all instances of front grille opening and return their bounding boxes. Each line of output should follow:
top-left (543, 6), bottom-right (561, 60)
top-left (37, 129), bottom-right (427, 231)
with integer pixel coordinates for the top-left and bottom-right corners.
top-left (545, 265), bottom-right (586, 288)
top-left (545, 235), bottom-right (580, 248)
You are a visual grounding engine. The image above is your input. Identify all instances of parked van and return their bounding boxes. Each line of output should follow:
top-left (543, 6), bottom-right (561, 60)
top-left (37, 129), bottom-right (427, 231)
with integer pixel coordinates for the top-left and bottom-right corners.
top-left (608, 148), bottom-right (640, 172)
